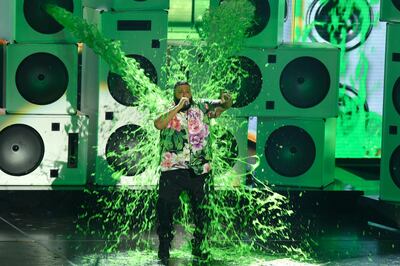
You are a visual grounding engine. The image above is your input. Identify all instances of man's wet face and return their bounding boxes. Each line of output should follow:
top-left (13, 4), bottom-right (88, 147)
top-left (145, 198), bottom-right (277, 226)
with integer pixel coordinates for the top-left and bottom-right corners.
top-left (174, 84), bottom-right (193, 111)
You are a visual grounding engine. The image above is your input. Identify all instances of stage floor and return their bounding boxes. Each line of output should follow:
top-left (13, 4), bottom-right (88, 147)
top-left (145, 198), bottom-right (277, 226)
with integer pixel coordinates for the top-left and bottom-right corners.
top-left (0, 166), bottom-right (399, 265)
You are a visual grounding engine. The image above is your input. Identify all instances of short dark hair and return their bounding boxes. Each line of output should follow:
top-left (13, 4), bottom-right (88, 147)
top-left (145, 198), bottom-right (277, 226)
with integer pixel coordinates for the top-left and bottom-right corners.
top-left (173, 81), bottom-right (190, 90)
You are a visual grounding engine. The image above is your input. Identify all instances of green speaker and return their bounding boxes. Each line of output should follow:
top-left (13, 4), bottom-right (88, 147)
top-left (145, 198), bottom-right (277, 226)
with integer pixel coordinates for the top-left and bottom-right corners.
top-left (0, 0), bottom-right (82, 43)
top-left (5, 43), bottom-right (78, 115)
top-left (380, 0), bottom-right (400, 22)
top-left (83, 0), bottom-right (169, 10)
top-left (81, 33), bottom-right (166, 186)
top-left (213, 116), bottom-right (249, 189)
top-left (210, 0), bottom-right (285, 48)
top-left (84, 7), bottom-right (168, 41)
top-left (225, 43), bottom-right (339, 118)
top-left (0, 114), bottom-right (88, 185)
top-left (380, 23), bottom-right (400, 202)
top-left (261, 43), bottom-right (339, 118)
top-left (223, 46), bottom-right (274, 117)
top-left (255, 117), bottom-right (336, 188)
top-left (92, 109), bottom-right (158, 187)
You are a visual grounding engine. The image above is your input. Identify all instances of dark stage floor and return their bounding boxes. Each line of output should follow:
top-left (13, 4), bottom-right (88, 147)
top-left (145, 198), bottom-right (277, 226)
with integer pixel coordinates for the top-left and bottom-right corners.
top-left (1, 166), bottom-right (400, 266)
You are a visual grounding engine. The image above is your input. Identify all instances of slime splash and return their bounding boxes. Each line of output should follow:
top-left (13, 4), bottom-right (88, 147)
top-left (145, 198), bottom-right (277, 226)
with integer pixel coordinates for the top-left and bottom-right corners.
top-left (46, 0), bottom-right (312, 263)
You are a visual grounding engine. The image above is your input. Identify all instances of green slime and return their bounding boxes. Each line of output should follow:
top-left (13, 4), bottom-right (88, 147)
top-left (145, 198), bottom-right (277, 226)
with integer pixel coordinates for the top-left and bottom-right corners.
top-left (46, 0), bottom-right (313, 263)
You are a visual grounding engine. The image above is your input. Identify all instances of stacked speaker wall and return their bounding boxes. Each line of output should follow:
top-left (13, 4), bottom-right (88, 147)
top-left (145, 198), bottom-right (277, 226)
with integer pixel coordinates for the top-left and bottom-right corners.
top-left (0, 0), bottom-right (88, 186)
top-left (209, 0), bottom-right (340, 188)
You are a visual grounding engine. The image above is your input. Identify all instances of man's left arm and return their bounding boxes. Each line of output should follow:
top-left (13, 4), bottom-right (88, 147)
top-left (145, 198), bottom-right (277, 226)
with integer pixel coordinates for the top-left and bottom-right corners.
top-left (209, 93), bottom-right (233, 118)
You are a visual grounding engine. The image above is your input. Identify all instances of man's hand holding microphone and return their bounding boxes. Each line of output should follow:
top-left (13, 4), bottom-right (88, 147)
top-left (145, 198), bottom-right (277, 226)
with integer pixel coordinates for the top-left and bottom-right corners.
top-left (176, 97), bottom-right (190, 112)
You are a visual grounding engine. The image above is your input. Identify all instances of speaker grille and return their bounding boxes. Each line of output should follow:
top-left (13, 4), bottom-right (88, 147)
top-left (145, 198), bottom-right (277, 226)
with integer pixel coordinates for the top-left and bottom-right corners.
top-left (265, 125), bottom-right (316, 177)
top-left (105, 124), bottom-right (145, 176)
top-left (24, 0), bottom-right (74, 34)
top-left (226, 56), bottom-right (262, 108)
top-left (107, 54), bottom-right (157, 106)
top-left (16, 52), bottom-right (69, 105)
top-left (280, 56), bottom-right (330, 108)
top-left (0, 124), bottom-right (44, 176)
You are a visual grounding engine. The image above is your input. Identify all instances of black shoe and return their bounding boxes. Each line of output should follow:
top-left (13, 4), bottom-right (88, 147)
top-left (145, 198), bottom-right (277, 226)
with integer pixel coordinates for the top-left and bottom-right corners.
top-left (158, 240), bottom-right (171, 265)
top-left (191, 240), bottom-right (210, 262)
top-left (158, 256), bottom-right (169, 266)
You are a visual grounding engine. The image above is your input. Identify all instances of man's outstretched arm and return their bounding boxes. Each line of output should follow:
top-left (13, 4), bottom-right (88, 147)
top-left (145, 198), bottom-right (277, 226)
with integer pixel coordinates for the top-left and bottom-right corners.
top-left (209, 93), bottom-right (233, 118)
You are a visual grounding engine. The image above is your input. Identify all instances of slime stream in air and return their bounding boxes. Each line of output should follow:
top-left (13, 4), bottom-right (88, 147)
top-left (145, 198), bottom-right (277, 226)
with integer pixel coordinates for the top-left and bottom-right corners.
top-left (46, 1), bottom-right (313, 264)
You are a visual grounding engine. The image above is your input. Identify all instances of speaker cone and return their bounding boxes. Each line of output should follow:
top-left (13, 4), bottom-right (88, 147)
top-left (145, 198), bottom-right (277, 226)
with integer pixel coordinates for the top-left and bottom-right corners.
top-left (108, 54), bottom-right (157, 106)
top-left (0, 124), bottom-right (44, 176)
top-left (265, 125), bottom-right (316, 177)
top-left (16, 52), bottom-right (69, 105)
top-left (390, 145), bottom-right (400, 189)
top-left (392, 78), bottom-right (400, 116)
top-left (247, 0), bottom-right (271, 37)
top-left (392, 0), bottom-right (400, 11)
top-left (280, 56), bottom-right (330, 108)
top-left (24, 0), bottom-right (74, 34)
top-left (105, 124), bottom-right (145, 176)
top-left (306, 0), bottom-right (373, 51)
top-left (226, 56), bottom-right (262, 108)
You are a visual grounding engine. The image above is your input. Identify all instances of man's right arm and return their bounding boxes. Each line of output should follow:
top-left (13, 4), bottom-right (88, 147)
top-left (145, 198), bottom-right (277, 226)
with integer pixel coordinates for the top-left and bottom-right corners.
top-left (154, 106), bottom-right (180, 130)
top-left (154, 97), bottom-right (189, 130)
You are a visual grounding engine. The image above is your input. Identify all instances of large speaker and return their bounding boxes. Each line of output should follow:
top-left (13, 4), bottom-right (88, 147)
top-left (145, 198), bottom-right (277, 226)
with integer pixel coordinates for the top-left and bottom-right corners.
top-left (380, 0), bottom-right (400, 22)
top-left (0, 114), bottom-right (88, 185)
top-left (222, 47), bottom-right (271, 117)
top-left (225, 43), bottom-right (340, 118)
top-left (262, 43), bottom-right (339, 117)
top-left (93, 110), bottom-right (158, 187)
top-left (4, 43), bottom-right (78, 115)
top-left (213, 116), bottom-right (249, 189)
top-left (380, 23), bottom-right (400, 202)
top-left (83, 7), bottom-right (168, 41)
top-left (210, 0), bottom-right (285, 48)
top-left (0, 0), bottom-right (82, 43)
top-left (83, 0), bottom-right (169, 11)
top-left (255, 117), bottom-right (336, 188)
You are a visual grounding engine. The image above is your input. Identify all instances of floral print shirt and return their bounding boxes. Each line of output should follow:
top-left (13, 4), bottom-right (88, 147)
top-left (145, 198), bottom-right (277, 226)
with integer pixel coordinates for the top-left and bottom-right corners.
top-left (159, 100), bottom-right (218, 175)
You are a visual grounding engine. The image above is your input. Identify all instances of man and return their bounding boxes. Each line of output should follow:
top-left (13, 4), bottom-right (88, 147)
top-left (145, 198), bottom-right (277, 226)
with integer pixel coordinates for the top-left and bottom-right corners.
top-left (154, 81), bottom-right (233, 264)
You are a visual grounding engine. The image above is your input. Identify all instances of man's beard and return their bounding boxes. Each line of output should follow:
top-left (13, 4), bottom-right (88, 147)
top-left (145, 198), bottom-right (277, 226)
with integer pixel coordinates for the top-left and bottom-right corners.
top-left (174, 96), bottom-right (193, 112)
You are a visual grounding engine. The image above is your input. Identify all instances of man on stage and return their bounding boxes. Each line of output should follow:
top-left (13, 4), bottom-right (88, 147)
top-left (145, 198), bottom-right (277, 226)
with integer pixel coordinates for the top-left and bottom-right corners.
top-left (153, 81), bottom-right (233, 264)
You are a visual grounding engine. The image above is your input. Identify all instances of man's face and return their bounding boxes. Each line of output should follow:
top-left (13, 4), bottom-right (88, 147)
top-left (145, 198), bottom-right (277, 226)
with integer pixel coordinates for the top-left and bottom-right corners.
top-left (174, 84), bottom-right (193, 111)
top-left (174, 84), bottom-right (192, 100)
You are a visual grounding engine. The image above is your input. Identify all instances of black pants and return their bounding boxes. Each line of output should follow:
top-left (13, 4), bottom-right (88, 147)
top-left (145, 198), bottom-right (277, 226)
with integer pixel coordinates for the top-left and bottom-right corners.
top-left (156, 168), bottom-right (213, 245)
